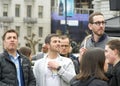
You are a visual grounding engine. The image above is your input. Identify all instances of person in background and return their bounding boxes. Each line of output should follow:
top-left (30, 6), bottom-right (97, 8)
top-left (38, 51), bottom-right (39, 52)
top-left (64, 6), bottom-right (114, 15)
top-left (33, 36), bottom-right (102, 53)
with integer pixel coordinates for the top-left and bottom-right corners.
top-left (79, 12), bottom-right (113, 75)
top-left (59, 35), bottom-right (79, 74)
top-left (33, 34), bottom-right (76, 86)
top-left (105, 39), bottom-right (120, 86)
top-left (32, 43), bottom-right (48, 60)
top-left (70, 48), bottom-right (109, 86)
top-left (80, 12), bottom-right (111, 49)
top-left (19, 46), bottom-right (32, 61)
top-left (0, 29), bottom-right (36, 86)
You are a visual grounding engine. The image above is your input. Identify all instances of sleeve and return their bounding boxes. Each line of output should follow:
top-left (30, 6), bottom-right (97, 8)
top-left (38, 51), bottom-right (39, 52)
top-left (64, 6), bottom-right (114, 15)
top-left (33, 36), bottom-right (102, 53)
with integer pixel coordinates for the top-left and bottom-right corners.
top-left (57, 58), bottom-right (76, 84)
top-left (33, 61), bottom-right (41, 86)
top-left (116, 69), bottom-right (120, 86)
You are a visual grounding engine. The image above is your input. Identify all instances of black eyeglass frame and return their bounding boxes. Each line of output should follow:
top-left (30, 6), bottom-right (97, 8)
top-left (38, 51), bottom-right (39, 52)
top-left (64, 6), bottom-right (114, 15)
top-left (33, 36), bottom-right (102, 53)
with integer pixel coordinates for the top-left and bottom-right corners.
top-left (91, 21), bottom-right (107, 26)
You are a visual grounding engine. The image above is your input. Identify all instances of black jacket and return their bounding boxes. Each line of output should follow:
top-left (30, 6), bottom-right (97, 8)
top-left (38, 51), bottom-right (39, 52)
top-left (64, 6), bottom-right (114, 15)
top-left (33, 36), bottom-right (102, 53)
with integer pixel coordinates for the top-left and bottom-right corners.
top-left (0, 50), bottom-right (36, 86)
top-left (106, 61), bottom-right (120, 86)
top-left (70, 76), bottom-right (108, 86)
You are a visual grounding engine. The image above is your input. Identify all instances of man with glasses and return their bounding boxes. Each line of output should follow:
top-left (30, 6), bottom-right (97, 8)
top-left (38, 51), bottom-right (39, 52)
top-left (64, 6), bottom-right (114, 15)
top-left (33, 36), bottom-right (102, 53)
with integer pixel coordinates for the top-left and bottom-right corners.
top-left (79, 12), bottom-right (113, 77)
top-left (59, 35), bottom-right (79, 74)
top-left (80, 12), bottom-right (111, 49)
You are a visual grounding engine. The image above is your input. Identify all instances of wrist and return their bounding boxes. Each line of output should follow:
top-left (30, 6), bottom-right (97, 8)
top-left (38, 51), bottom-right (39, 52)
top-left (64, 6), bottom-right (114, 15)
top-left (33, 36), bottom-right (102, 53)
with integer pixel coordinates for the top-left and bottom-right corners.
top-left (57, 66), bottom-right (61, 71)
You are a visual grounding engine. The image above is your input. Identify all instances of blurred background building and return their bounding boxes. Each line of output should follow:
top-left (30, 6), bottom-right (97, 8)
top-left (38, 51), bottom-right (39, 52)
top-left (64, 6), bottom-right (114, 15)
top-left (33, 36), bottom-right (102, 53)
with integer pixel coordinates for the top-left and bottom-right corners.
top-left (0, 0), bottom-right (119, 53)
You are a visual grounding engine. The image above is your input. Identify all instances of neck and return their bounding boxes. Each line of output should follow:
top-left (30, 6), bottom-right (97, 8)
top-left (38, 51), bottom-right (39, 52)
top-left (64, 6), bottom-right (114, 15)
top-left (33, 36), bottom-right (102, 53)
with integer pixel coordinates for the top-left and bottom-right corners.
top-left (93, 34), bottom-right (101, 42)
top-left (60, 54), bottom-right (68, 57)
top-left (47, 51), bottom-right (58, 59)
top-left (8, 51), bottom-right (17, 57)
top-left (113, 56), bottom-right (120, 66)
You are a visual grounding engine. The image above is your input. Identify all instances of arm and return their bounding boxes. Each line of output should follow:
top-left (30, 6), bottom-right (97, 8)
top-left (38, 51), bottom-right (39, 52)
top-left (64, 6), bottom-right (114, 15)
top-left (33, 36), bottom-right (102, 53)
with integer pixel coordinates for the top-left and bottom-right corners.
top-left (33, 61), bottom-right (41, 86)
top-left (57, 59), bottom-right (76, 83)
top-left (0, 54), bottom-right (15, 86)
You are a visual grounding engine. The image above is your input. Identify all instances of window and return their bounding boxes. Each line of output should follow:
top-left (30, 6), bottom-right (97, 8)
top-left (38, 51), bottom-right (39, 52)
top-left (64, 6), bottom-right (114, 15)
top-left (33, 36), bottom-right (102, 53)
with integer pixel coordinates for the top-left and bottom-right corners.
top-left (38, 27), bottom-right (43, 37)
top-left (15, 5), bottom-right (20, 17)
top-left (27, 5), bottom-right (32, 17)
top-left (16, 26), bottom-right (20, 36)
top-left (27, 27), bottom-right (32, 37)
top-left (38, 6), bottom-right (43, 18)
top-left (4, 26), bottom-right (8, 33)
top-left (38, 43), bottom-right (42, 52)
top-left (3, 4), bottom-right (8, 16)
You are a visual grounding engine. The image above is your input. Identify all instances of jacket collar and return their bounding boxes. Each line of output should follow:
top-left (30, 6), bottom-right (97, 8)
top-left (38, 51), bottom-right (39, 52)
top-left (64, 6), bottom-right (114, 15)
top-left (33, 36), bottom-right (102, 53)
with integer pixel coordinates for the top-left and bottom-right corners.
top-left (91, 33), bottom-right (108, 43)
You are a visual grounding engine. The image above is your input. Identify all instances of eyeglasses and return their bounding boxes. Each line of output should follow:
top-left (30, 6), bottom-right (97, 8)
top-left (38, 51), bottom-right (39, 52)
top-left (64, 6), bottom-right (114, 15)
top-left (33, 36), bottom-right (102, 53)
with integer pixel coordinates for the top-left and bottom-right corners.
top-left (92, 21), bottom-right (106, 26)
top-left (61, 45), bottom-right (69, 48)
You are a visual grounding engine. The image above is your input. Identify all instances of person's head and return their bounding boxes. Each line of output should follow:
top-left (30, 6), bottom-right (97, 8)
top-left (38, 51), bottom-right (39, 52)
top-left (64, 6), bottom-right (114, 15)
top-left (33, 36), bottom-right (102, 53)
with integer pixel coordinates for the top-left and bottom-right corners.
top-left (45, 34), bottom-right (60, 52)
top-left (77, 48), bottom-right (108, 81)
top-left (2, 29), bottom-right (18, 52)
top-left (88, 12), bottom-right (106, 37)
top-left (105, 39), bottom-right (120, 65)
top-left (41, 43), bottom-right (48, 53)
top-left (59, 35), bottom-right (71, 56)
top-left (19, 47), bottom-right (32, 61)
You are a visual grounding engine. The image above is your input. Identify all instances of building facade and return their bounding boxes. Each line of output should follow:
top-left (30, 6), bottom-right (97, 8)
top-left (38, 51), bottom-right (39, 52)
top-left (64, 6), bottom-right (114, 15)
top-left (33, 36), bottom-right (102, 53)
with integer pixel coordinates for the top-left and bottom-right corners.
top-left (0, 0), bottom-right (51, 53)
top-left (92, 0), bottom-right (120, 20)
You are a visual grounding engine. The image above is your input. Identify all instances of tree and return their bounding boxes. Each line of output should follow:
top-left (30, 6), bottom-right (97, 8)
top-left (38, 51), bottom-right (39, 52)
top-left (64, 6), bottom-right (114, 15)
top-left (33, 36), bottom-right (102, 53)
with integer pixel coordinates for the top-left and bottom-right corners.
top-left (24, 33), bottom-right (41, 54)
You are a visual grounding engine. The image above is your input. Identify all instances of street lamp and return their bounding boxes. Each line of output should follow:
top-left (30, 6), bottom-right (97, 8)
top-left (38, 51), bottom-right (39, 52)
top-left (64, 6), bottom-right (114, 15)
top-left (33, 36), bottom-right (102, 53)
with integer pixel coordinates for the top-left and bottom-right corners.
top-left (65, 0), bottom-right (68, 35)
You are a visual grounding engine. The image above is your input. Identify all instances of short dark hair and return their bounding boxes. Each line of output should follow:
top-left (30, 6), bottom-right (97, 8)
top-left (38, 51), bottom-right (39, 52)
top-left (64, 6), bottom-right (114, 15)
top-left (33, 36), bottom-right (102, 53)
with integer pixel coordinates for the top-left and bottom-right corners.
top-left (89, 12), bottom-right (104, 24)
top-left (107, 39), bottom-right (120, 56)
top-left (76, 48), bottom-right (108, 81)
top-left (2, 29), bottom-right (18, 41)
top-left (19, 47), bottom-right (32, 57)
top-left (59, 35), bottom-right (71, 44)
top-left (45, 34), bottom-right (59, 44)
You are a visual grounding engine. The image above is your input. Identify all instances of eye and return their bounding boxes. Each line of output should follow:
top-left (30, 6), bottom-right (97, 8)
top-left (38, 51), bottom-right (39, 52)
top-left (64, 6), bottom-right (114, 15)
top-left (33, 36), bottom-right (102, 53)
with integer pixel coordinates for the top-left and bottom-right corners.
top-left (92, 21), bottom-right (106, 26)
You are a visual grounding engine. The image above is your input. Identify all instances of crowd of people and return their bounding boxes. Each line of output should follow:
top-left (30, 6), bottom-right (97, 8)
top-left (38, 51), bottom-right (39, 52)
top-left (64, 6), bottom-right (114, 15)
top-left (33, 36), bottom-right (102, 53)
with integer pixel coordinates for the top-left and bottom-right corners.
top-left (0, 12), bottom-right (120, 86)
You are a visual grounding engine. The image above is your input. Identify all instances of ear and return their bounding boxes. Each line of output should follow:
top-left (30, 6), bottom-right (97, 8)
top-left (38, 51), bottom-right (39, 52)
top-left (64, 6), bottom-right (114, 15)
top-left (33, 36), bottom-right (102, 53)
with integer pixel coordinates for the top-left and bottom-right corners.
top-left (114, 49), bottom-right (119, 56)
top-left (88, 23), bottom-right (92, 30)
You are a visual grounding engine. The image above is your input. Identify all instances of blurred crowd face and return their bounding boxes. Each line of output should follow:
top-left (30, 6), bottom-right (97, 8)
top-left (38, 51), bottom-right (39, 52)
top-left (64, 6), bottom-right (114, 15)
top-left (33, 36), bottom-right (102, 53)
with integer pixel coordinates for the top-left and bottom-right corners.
top-left (89, 15), bottom-right (105, 37)
top-left (105, 45), bottom-right (116, 65)
top-left (41, 44), bottom-right (48, 53)
top-left (104, 59), bottom-right (109, 72)
top-left (59, 38), bottom-right (70, 56)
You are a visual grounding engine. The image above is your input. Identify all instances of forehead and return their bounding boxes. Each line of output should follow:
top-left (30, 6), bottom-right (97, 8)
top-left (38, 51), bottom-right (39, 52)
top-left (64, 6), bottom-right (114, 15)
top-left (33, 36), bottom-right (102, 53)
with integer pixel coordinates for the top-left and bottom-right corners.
top-left (105, 45), bottom-right (110, 50)
top-left (5, 32), bottom-right (17, 37)
top-left (60, 38), bottom-right (69, 44)
top-left (51, 36), bottom-right (59, 41)
top-left (93, 15), bottom-right (104, 22)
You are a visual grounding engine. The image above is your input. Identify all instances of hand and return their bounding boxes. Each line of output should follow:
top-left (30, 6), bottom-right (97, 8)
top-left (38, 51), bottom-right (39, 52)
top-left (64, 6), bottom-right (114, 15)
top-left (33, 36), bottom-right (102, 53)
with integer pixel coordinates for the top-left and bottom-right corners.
top-left (79, 47), bottom-right (87, 62)
top-left (48, 61), bottom-right (60, 70)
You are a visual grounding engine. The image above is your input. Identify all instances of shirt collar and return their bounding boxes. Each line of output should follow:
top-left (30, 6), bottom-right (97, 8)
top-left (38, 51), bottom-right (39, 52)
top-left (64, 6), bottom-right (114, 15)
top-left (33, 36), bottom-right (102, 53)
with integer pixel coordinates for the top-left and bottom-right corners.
top-left (9, 52), bottom-right (20, 60)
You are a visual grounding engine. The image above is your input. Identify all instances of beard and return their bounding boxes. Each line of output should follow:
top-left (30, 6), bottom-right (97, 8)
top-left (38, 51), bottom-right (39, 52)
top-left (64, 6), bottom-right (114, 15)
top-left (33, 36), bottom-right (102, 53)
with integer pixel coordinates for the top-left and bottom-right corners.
top-left (93, 29), bottom-right (104, 36)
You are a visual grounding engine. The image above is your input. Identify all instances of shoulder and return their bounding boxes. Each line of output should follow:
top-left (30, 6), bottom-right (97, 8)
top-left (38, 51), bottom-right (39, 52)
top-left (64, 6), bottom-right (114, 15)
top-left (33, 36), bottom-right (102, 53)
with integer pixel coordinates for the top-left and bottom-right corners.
top-left (33, 57), bottom-right (45, 66)
top-left (89, 79), bottom-right (108, 86)
top-left (0, 53), bottom-right (6, 62)
top-left (70, 77), bottom-right (80, 86)
top-left (59, 55), bottom-right (73, 62)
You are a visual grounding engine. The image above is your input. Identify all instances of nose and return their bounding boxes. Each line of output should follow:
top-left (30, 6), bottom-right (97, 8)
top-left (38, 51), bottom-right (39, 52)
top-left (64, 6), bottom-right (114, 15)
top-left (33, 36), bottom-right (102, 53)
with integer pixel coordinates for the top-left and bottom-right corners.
top-left (99, 23), bottom-right (104, 26)
top-left (11, 37), bottom-right (16, 41)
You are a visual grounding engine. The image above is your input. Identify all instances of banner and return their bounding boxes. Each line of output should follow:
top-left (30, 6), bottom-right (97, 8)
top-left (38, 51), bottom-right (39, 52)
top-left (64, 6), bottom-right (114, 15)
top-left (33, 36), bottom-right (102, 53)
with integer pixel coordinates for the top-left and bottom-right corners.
top-left (58, 0), bottom-right (74, 16)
